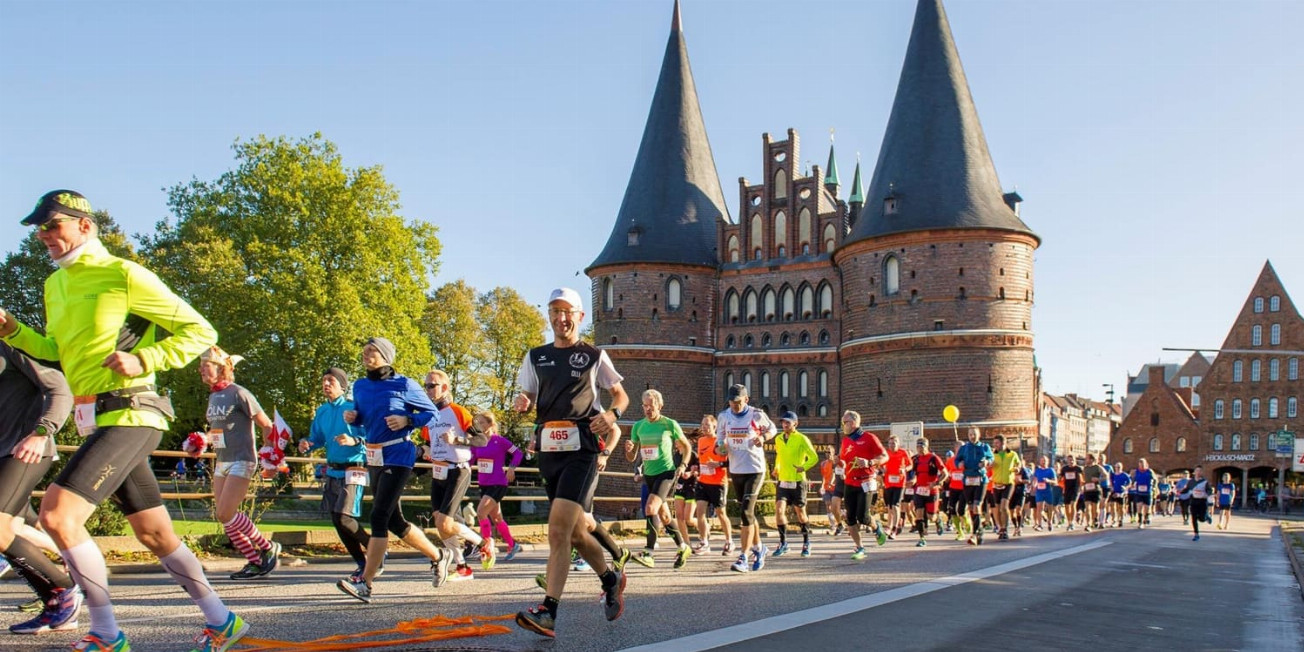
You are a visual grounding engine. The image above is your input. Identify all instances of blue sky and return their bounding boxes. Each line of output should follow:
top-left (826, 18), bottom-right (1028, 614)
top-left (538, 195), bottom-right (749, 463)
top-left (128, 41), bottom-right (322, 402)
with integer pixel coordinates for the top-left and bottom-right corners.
top-left (3, 0), bottom-right (1302, 401)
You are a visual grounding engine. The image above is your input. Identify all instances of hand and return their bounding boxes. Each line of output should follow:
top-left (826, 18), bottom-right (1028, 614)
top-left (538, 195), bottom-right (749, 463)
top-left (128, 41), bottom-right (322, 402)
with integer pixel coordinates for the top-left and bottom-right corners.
top-left (101, 351), bottom-right (144, 377)
top-left (334, 433), bottom-right (355, 446)
top-left (443, 430), bottom-right (456, 444)
top-left (795, 465), bottom-right (806, 474)
top-left (750, 435), bottom-right (763, 447)
top-left (624, 440), bottom-right (634, 453)
top-left (853, 458), bottom-right (867, 469)
top-left (384, 414), bottom-right (410, 431)
top-left (298, 439), bottom-right (311, 453)
top-left (597, 455), bottom-right (609, 473)
top-left (590, 410), bottom-right (616, 437)
top-left (12, 433), bottom-right (46, 464)
top-left (512, 393), bottom-right (532, 413)
top-left (343, 410), bottom-right (358, 424)
top-left (506, 468), bottom-right (516, 484)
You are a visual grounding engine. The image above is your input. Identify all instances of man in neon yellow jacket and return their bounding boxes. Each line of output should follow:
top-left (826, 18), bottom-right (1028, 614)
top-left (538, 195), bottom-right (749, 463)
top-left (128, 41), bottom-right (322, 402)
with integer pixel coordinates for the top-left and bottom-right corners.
top-left (0, 189), bottom-right (248, 652)
top-left (771, 411), bottom-right (820, 558)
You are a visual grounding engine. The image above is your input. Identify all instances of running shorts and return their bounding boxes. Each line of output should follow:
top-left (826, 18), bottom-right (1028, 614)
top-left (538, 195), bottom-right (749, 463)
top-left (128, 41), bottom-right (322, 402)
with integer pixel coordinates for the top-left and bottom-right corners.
top-left (644, 469), bottom-right (677, 502)
top-left (842, 483), bottom-right (871, 527)
top-left (539, 450), bottom-right (599, 508)
top-left (883, 486), bottom-right (905, 508)
top-left (775, 481), bottom-right (807, 508)
top-left (479, 484), bottom-right (509, 503)
top-left (323, 474), bottom-right (365, 518)
top-left (0, 455), bottom-right (52, 517)
top-left (694, 482), bottom-right (725, 508)
top-left (54, 426), bottom-right (164, 516)
top-left (430, 465), bottom-right (472, 517)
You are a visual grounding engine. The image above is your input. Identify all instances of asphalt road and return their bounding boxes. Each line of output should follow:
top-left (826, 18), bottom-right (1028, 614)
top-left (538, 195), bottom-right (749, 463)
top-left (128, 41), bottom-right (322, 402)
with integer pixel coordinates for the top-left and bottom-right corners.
top-left (2, 514), bottom-right (1300, 651)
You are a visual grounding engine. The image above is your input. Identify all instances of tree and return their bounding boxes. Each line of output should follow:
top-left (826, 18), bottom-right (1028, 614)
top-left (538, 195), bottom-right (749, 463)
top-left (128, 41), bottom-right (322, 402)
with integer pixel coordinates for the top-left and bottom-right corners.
top-left (139, 133), bottom-right (441, 434)
top-left (478, 287), bottom-right (546, 444)
top-left (423, 280), bottom-right (486, 405)
top-left (1, 211), bottom-right (138, 330)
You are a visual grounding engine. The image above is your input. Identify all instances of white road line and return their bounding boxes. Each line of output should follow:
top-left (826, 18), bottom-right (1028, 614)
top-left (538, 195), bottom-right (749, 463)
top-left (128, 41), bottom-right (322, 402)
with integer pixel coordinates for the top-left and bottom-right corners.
top-left (619, 540), bottom-right (1113, 652)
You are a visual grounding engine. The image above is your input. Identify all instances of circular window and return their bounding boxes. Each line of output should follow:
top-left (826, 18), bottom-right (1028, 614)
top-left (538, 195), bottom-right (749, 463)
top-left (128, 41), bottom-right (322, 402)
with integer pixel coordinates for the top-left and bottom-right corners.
top-left (774, 151), bottom-right (787, 162)
top-left (750, 195), bottom-right (761, 207)
top-left (799, 188), bottom-right (812, 199)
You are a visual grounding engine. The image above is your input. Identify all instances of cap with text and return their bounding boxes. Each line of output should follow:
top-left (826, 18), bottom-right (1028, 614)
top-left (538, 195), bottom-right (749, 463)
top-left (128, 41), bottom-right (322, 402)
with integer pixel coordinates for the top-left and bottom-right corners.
top-left (22, 189), bottom-right (93, 226)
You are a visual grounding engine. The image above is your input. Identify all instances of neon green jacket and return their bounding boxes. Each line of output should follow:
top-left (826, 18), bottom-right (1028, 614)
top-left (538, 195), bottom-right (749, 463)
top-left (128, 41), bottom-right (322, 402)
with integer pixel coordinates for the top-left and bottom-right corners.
top-left (774, 429), bottom-right (819, 483)
top-left (3, 238), bottom-right (217, 431)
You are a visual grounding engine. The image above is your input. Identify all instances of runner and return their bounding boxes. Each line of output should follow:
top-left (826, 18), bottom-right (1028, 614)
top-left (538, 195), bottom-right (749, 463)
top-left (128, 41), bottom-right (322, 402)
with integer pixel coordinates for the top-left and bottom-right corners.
top-left (880, 435), bottom-right (912, 540)
top-left (299, 368), bottom-right (371, 581)
top-left (1, 341), bottom-right (82, 636)
top-left (1216, 473), bottom-right (1237, 530)
top-left (988, 435), bottom-right (1021, 540)
top-left (772, 412), bottom-right (818, 557)
top-left (418, 370), bottom-right (495, 583)
top-left (1010, 459), bottom-right (1031, 536)
top-left (955, 427), bottom-right (994, 545)
top-left (692, 415), bottom-right (732, 555)
top-left (1060, 455), bottom-right (1082, 531)
top-left (624, 389), bottom-right (692, 569)
top-left (671, 431), bottom-right (699, 562)
top-left (1109, 461), bottom-right (1131, 529)
top-left (1158, 478), bottom-right (1174, 517)
top-left (1132, 458), bottom-right (1158, 529)
top-left (469, 411), bottom-right (524, 563)
top-left (819, 449), bottom-right (845, 536)
top-left (513, 287), bottom-right (628, 638)
top-left (336, 338), bottom-right (448, 602)
top-left (716, 384), bottom-right (777, 572)
top-left (1033, 456), bottom-right (1057, 531)
top-left (1079, 453), bottom-right (1107, 533)
top-left (838, 411), bottom-right (889, 560)
top-left (1182, 466), bottom-right (1211, 541)
top-left (908, 439), bottom-right (946, 547)
top-left (1097, 452), bottom-right (1114, 529)
top-left (0, 189), bottom-right (245, 651)
top-left (199, 346), bottom-right (282, 580)
top-left (1175, 470), bottom-right (1192, 525)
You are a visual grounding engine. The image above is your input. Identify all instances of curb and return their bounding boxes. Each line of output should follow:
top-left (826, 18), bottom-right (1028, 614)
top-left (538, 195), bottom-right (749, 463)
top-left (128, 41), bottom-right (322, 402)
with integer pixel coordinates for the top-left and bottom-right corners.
top-left (1279, 521), bottom-right (1304, 602)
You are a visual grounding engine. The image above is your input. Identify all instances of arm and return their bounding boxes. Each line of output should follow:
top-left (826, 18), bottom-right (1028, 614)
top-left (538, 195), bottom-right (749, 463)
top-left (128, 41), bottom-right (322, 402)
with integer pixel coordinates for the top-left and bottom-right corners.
top-left (401, 379), bottom-right (439, 428)
top-left (121, 263), bottom-right (219, 374)
top-left (1, 310), bottom-right (61, 363)
top-left (10, 345), bottom-right (73, 436)
top-left (797, 437), bottom-right (819, 474)
top-left (591, 381), bottom-right (629, 438)
top-left (673, 424), bottom-right (692, 470)
top-left (453, 405), bottom-right (489, 448)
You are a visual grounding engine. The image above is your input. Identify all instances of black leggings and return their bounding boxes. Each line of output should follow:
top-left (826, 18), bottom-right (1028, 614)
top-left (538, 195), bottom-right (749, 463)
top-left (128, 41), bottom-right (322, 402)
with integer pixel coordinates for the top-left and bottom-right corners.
top-left (370, 465), bottom-right (414, 539)
top-left (731, 473), bottom-right (762, 526)
top-left (1190, 499), bottom-right (1208, 534)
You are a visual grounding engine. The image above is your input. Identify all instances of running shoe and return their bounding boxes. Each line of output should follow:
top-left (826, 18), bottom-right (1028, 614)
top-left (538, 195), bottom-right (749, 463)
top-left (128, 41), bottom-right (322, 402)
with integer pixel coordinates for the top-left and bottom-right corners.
top-left (73, 631), bottom-right (130, 651)
top-left (336, 579), bottom-right (372, 603)
top-left (463, 541), bottom-right (479, 562)
top-left (190, 611), bottom-right (249, 652)
top-left (614, 547), bottom-right (632, 572)
top-left (632, 551), bottom-right (655, 568)
top-left (998, 531), bottom-right (1009, 541)
top-left (9, 585), bottom-right (82, 634)
top-left (229, 562), bottom-right (261, 581)
top-left (751, 546), bottom-right (767, 571)
top-left (674, 545), bottom-right (691, 570)
top-left (887, 532), bottom-right (897, 541)
top-left (875, 527), bottom-right (888, 547)
top-left (800, 543), bottom-right (811, 558)
top-left (479, 541), bottom-right (497, 571)
top-left (432, 550), bottom-right (452, 588)
top-left (515, 604), bottom-right (556, 638)
top-left (450, 564), bottom-right (474, 581)
top-left (0, 558), bottom-right (13, 580)
top-left (720, 541), bottom-right (735, 556)
top-left (916, 539), bottom-right (927, 548)
top-left (347, 566), bottom-right (366, 584)
top-left (850, 547), bottom-right (866, 561)
top-left (773, 543), bottom-right (789, 557)
top-left (572, 556), bottom-right (590, 572)
top-left (1193, 534), bottom-right (1200, 542)
top-left (966, 535), bottom-right (977, 546)
top-left (935, 522), bottom-right (944, 536)
top-left (834, 524), bottom-right (845, 536)
top-left (730, 554), bottom-right (749, 573)
top-left (692, 541), bottom-right (710, 555)
top-left (976, 531), bottom-right (984, 546)
top-left (503, 542), bottom-right (523, 562)
top-left (256, 542), bottom-right (281, 576)
top-left (601, 570), bottom-right (626, 621)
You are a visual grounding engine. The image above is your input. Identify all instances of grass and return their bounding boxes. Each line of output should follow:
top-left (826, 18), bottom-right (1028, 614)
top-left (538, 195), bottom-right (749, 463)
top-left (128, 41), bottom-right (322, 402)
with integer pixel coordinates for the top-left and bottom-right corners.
top-left (169, 518), bottom-right (336, 535)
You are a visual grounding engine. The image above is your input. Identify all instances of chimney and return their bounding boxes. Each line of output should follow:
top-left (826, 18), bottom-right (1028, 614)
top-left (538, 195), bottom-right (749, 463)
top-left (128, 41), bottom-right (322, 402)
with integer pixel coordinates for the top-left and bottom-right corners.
top-left (1147, 365), bottom-right (1167, 387)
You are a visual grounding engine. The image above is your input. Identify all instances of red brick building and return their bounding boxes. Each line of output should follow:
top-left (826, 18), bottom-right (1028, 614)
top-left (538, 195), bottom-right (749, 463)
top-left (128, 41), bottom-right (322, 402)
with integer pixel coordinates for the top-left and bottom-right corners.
top-left (586, 0), bottom-right (1040, 450)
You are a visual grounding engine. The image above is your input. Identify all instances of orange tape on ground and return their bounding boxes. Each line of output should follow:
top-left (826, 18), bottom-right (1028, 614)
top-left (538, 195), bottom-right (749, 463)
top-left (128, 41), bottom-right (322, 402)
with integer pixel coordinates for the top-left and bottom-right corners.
top-left (236, 615), bottom-right (515, 651)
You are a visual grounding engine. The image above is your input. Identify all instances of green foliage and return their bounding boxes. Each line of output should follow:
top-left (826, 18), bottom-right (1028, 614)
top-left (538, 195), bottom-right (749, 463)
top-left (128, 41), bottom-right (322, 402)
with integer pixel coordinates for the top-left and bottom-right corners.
top-left (424, 279), bottom-right (487, 404)
top-left (478, 286), bottom-right (546, 443)
top-left (138, 133), bottom-right (442, 434)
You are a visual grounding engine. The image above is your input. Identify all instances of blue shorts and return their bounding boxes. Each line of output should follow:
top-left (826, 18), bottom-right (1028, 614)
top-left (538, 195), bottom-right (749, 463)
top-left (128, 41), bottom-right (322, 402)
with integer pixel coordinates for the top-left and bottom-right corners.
top-left (1035, 491), bottom-right (1052, 504)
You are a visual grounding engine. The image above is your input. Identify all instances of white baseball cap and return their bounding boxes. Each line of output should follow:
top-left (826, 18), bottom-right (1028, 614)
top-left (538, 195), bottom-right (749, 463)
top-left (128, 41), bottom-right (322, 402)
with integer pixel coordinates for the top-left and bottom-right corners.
top-left (548, 287), bottom-right (583, 312)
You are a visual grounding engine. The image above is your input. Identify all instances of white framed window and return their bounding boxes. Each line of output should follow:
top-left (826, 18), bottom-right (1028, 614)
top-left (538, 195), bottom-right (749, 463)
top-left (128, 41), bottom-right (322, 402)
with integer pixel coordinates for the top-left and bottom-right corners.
top-left (1291, 358), bottom-right (1300, 380)
top-left (818, 370), bottom-right (828, 398)
top-left (1252, 359), bottom-right (1261, 381)
top-left (1233, 399), bottom-right (1243, 419)
top-left (1213, 434), bottom-right (1224, 451)
top-left (780, 371), bottom-right (790, 398)
top-left (1231, 433), bottom-right (1242, 451)
top-left (1214, 399), bottom-right (1224, 419)
top-left (1254, 297), bottom-right (1264, 313)
top-left (1269, 397), bottom-right (1279, 418)
top-left (1252, 325), bottom-right (1262, 346)
top-left (884, 255), bottom-right (901, 295)
top-left (1177, 437), bottom-right (1187, 452)
top-left (799, 371), bottom-right (809, 398)
top-left (1271, 324), bottom-right (1281, 345)
top-left (1233, 360), bottom-right (1243, 382)
top-left (1289, 397), bottom-right (1298, 418)
top-left (1271, 359), bottom-right (1280, 381)
top-left (667, 278), bottom-right (682, 311)
top-left (761, 372), bottom-right (771, 398)
top-left (1270, 295), bottom-right (1281, 312)
top-left (1124, 438), bottom-right (1133, 454)
top-left (743, 372), bottom-right (752, 395)
top-left (1250, 434), bottom-right (1260, 451)
top-left (1149, 437), bottom-right (1160, 453)
top-left (1250, 398), bottom-right (1260, 419)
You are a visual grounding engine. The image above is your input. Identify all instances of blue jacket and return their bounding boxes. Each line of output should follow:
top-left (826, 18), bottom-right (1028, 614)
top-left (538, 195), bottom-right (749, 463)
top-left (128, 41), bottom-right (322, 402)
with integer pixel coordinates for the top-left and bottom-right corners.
top-left (351, 373), bottom-right (436, 468)
top-left (306, 395), bottom-right (366, 478)
top-left (956, 441), bottom-right (993, 479)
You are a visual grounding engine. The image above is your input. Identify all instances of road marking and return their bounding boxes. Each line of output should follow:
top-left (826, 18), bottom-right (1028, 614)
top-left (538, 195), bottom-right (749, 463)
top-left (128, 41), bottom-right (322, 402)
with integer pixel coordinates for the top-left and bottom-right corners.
top-left (619, 540), bottom-right (1113, 652)
top-left (1106, 560), bottom-right (1171, 569)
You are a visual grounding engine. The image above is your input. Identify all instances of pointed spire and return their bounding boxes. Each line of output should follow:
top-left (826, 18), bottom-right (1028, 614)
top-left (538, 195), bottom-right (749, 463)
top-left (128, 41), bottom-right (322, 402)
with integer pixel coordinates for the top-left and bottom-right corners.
top-left (824, 129), bottom-right (840, 188)
top-left (588, 0), bottom-right (728, 271)
top-left (846, 0), bottom-right (1038, 244)
top-left (849, 155), bottom-right (864, 204)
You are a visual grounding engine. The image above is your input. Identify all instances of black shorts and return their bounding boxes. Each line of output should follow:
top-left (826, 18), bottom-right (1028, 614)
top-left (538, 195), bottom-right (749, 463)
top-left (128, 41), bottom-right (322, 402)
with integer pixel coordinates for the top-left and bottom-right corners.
top-left (833, 479), bottom-right (846, 495)
top-left (775, 482), bottom-right (807, 508)
top-left (430, 464), bottom-right (472, 517)
top-left (54, 426), bottom-right (164, 516)
top-left (990, 484), bottom-right (1014, 504)
top-left (322, 474), bottom-right (365, 518)
top-left (479, 484), bottom-right (509, 503)
top-left (842, 484), bottom-right (871, 526)
top-left (962, 483), bottom-right (986, 507)
top-left (694, 482), bottom-right (725, 508)
top-left (912, 488), bottom-right (939, 514)
top-left (883, 487), bottom-right (905, 507)
top-left (675, 478), bottom-right (697, 500)
top-left (946, 488), bottom-right (967, 515)
top-left (644, 469), bottom-right (677, 502)
top-left (539, 451), bottom-right (599, 509)
top-left (1063, 485), bottom-right (1080, 504)
top-left (0, 455), bottom-right (52, 517)
top-left (1132, 493), bottom-right (1153, 506)
top-left (1083, 490), bottom-right (1101, 504)
top-left (1010, 486), bottom-right (1027, 508)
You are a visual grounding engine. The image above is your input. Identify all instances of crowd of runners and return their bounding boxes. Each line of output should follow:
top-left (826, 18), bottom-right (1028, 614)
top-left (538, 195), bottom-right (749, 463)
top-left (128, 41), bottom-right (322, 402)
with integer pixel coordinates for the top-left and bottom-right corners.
top-left (0, 190), bottom-right (1248, 649)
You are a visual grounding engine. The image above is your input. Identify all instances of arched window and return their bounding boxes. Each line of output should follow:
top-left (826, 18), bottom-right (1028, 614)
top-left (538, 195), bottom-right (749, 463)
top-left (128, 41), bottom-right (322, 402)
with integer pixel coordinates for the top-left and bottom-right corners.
top-left (1271, 324), bottom-right (1281, 345)
top-left (667, 278), bottom-right (682, 310)
top-left (1269, 397), bottom-right (1279, 418)
top-left (818, 370), bottom-right (829, 398)
top-left (800, 331), bottom-right (811, 346)
top-left (819, 283), bottom-right (834, 318)
top-left (603, 278), bottom-right (614, 311)
top-left (724, 372), bottom-right (733, 394)
top-left (773, 211), bottom-right (787, 257)
top-left (1289, 396), bottom-right (1298, 417)
top-left (1250, 398), bottom-right (1260, 418)
top-left (1232, 399), bottom-right (1243, 419)
top-left (780, 332), bottom-right (791, 347)
top-left (750, 214), bottom-right (763, 259)
top-left (727, 235), bottom-right (740, 263)
top-left (761, 333), bottom-right (771, 347)
top-left (1214, 400), bottom-right (1225, 419)
top-left (1176, 437), bottom-right (1187, 452)
top-left (798, 208), bottom-right (811, 253)
top-left (800, 286), bottom-right (815, 318)
top-left (1233, 360), bottom-right (1243, 382)
top-left (1252, 325), bottom-right (1262, 346)
top-left (1291, 358), bottom-right (1300, 380)
top-left (763, 288), bottom-right (777, 322)
top-left (1271, 359), bottom-right (1280, 381)
top-left (744, 289), bottom-right (758, 323)
top-left (773, 168), bottom-right (787, 199)
top-left (726, 336), bottom-right (736, 349)
top-left (819, 330), bottom-right (830, 346)
top-left (1123, 438), bottom-right (1133, 454)
top-left (818, 403), bottom-right (829, 417)
top-left (744, 334), bottom-right (754, 348)
top-left (1252, 359), bottom-right (1261, 381)
top-left (798, 405), bottom-right (808, 417)
top-left (761, 372), bottom-right (771, 398)
top-left (1213, 434), bottom-right (1223, 451)
top-left (742, 372), bottom-right (752, 395)
top-left (1149, 437), bottom-right (1160, 453)
top-left (799, 371), bottom-right (809, 398)
top-left (1270, 296), bottom-right (1281, 311)
top-left (726, 291), bottom-right (740, 324)
top-left (780, 371), bottom-right (790, 398)
top-left (1254, 297), bottom-right (1264, 313)
top-left (781, 287), bottom-right (795, 320)
top-left (1249, 434), bottom-right (1260, 451)
top-left (884, 255), bottom-right (901, 295)
top-left (823, 223), bottom-right (836, 253)
top-left (1231, 433), bottom-right (1242, 451)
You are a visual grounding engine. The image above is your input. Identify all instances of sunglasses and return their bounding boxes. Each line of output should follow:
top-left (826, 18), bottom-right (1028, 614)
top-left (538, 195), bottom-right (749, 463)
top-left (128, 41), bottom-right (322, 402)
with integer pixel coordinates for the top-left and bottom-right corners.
top-left (424, 383), bottom-right (440, 389)
top-left (36, 217), bottom-right (82, 232)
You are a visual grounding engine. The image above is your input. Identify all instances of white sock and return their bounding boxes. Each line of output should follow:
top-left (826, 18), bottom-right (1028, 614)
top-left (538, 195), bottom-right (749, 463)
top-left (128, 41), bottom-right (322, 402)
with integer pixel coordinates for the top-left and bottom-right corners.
top-left (160, 547), bottom-right (228, 626)
top-left (62, 540), bottom-right (118, 638)
top-left (444, 539), bottom-right (465, 565)
top-left (455, 523), bottom-right (483, 547)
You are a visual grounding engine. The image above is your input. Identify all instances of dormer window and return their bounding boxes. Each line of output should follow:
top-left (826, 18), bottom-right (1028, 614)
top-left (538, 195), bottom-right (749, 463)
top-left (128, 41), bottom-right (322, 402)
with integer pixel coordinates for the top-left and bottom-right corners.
top-left (884, 195), bottom-right (899, 215)
top-left (627, 227), bottom-right (642, 246)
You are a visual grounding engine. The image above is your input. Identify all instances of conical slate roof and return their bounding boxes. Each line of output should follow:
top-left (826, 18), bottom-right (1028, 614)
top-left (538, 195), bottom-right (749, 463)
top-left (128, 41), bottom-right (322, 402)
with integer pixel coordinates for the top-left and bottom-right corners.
top-left (846, 0), bottom-right (1037, 244)
top-left (588, 0), bottom-right (728, 271)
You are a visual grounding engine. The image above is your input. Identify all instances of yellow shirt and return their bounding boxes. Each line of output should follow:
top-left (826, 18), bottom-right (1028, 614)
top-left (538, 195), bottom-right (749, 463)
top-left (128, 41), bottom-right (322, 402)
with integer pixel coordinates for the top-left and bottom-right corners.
top-left (991, 449), bottom-right (1023, 485)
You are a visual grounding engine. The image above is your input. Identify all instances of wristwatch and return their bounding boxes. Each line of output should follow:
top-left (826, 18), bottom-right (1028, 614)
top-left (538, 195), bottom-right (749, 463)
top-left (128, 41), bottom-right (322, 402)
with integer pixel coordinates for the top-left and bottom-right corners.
top-left (610, 407), bottom-right (623, 420)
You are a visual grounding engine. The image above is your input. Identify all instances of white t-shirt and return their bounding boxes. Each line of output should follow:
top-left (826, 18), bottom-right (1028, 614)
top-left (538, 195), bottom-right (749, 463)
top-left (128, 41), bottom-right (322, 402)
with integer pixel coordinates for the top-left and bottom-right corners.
top-left (714, 406), bottom-right (776, 475)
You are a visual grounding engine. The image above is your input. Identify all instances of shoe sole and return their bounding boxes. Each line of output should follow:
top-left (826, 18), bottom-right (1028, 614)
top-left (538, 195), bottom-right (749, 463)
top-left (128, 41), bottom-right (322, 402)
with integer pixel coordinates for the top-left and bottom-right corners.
top-left (515, 613), bottom-right (556, 638)
top-left (632, 557), bottom-right (655, 569)
top-left (335, 581), bottom-right (372, 604)
top-left (11, 619), bottom-right (79, 635)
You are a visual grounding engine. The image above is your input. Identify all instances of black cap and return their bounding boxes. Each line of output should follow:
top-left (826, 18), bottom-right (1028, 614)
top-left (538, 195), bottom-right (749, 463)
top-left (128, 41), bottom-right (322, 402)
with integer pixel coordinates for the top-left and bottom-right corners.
top-left (21, 190), bottom-right (94, 226)
top-left (727, 384), bottom-right (749, 400)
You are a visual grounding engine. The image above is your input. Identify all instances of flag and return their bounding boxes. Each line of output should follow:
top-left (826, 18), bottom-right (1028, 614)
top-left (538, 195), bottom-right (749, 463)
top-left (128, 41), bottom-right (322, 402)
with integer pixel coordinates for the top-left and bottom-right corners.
top-left (271, 409), bottom-right (292, 451)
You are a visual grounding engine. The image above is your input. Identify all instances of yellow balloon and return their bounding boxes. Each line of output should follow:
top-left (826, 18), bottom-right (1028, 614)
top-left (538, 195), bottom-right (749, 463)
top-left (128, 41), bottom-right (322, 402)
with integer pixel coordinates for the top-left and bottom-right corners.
top-left (943, 405), bottom-right (959, 423)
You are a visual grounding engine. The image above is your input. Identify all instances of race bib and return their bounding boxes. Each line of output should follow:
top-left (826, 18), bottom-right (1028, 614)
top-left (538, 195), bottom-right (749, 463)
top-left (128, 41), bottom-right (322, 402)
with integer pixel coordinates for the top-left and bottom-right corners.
top-left (728, 436), bottom-right (750, 450)
top-left (365, 443), bottom-right (385, 467)
top-left (779, 481), bottom-right (797, 489)
top-left (701, 462), bottom-right (718, 475)
top-left (641, 445), bottom-right (660, 461)
top-left (477, 459), bottom-right (493, 474)
top-left (1137, 485), bottom-right (1149, 492)
top-left (1064, 472), bottom-right (1076, 480)
top-left (1083, 482), bottom-right (1097, 491)
top-left (915, 486), bottom-right (932, 496)
top-left (431, 463), bottom-right (449, 480)
top-left (964, 476), bottom-right (982, 487)
top-left (1221, 488), bottom-right (1231, 495)
top-left (1192, 489), bottom-right (1207, 499)
top-left (1037, 481), bottom-right (1048, 490)
top-left (345, 467), bottom-right (369, 487)
top-left (950, 472), bottom-right (963, 482)
top-left (209, 429), bottom-right (226, 449)
top-left (540, 421), bottom-right (581, 453)
top-left (74, 397), bottom-right (97, 437)
top-left (861, 480), bottom-right (875, 493)
top-left (834, 466), bottom-right (844, 477)
top-left (888, 475), bottom-right (902, 484)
